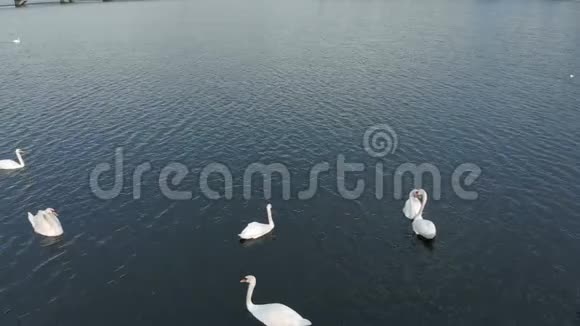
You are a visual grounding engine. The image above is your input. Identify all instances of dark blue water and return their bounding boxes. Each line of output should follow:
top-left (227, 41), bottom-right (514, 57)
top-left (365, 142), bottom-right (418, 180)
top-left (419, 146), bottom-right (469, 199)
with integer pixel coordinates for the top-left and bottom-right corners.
top-left (1, 0), bottom-right (580, 325)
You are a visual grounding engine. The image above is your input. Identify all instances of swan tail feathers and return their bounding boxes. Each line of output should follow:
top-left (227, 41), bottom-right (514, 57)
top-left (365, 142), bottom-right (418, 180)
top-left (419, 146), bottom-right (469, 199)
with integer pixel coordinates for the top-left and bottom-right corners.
top-left (27, 212), bottom-right (36, 227)
top-left (301, 319), bottom-right (312, 325)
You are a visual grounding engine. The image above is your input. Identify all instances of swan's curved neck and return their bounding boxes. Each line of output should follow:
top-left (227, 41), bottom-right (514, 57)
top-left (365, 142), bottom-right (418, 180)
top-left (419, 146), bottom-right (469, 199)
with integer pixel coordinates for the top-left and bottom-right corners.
top-left (417, 191), bottom-right (428, 217)
top-left (267, 207), bottom-right (274, 226)
top-left (15, 151), bottom-right (24, 167)
top-left (246, 280), bottom-right (256, 309)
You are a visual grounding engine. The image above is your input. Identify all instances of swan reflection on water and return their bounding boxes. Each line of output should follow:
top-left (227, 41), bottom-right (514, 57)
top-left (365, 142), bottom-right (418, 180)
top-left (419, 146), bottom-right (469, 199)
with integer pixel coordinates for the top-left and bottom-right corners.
top-left (416, 236), bottom-right (435, 252)
top-left (39, 235), bottom-right (65, 247)
top-left (239, 233), bottom-right (277, 248)
top-left (406, 232), bottom-right (436, 252)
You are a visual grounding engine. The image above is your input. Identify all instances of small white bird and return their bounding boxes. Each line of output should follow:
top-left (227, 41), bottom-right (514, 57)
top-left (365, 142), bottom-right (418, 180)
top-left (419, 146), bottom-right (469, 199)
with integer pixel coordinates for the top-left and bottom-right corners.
top-left (0, 149), bottom-right (25, 170)
top-left (402, 189), bottom-right (422, 219)
top-left (28, 208), bottom-right (64, 237)
top-left (241, 275), bottom-right (312, 326)
top-left (409, 189), bottom-right (436, 240)
top-left (571, 74), bottom-right (575, 79)
top-left (239, 204), bottom-right (274, 240)
top-left (12, 37), bottom-right (20, 44)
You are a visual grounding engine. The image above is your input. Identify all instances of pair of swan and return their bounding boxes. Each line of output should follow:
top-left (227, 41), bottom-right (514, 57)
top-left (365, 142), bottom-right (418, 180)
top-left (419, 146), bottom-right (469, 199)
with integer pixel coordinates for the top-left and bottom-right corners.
top-left (403, 189), bottom-right (437, 239)
top-left (239, 207), bottom-right (311, 325)
top-left (241, 275), bottom-right (311, 326)
top-left (0, 149), bottom-right (25, 170)
top-left (28, 208), bottom-right (64, 237)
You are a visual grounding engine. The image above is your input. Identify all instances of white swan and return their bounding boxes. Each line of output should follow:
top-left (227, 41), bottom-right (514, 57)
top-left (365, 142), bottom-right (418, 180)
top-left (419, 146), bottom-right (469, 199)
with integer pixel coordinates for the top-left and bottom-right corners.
top-left (0, 149), bottom-right (25, 170)
top-left (12, 37), bottom-right (20, 44)
top-left (410, 189), bottom-right (436, 240)
top-left (239, 204), bottom-right (274, 240)
top-left (28, 208), bottom-right (63, 237)
top-left (402, 189), bottom-right (422, 219)
top-left (241, 275), bottom-right (312, 326)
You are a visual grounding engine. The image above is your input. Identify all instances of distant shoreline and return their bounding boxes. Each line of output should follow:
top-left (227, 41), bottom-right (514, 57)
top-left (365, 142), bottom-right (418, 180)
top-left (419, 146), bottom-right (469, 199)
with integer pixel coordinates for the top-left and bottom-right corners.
top-left (0, 0), bottom-right (145, 9)
top-left (0, 0), bottom-right (98, 8)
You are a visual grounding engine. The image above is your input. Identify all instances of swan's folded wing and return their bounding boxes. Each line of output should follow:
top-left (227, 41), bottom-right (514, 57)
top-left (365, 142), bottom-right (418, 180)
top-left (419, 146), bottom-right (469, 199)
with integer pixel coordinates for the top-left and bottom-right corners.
top-left (413, 219), bottom-right (436, 239)
top-left (51, 215), bottom-right (64, 233)
top-left (402, 199), bottom-right (416, 219)
top-left (44, 213), bottom-right (64, 234)
top-left (402, 199), bottom-right (410, 216)
top-left (253, 303), bottom-right (308, 326)
top-left (0, 159), bottom-right (20, 169)
top-left (239, 222), bottom-right (270, 239)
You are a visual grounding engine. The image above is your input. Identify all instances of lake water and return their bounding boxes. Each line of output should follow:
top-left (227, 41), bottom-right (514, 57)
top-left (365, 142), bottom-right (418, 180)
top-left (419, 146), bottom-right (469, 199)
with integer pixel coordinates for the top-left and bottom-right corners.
top-left (1, 0), bottom-right (580, 325)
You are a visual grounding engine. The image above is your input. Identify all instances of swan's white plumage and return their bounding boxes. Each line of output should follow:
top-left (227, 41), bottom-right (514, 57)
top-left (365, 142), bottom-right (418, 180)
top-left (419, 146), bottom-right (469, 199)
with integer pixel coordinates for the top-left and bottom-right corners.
top-left (250, 304), bottom-right (312, 326)
top-left (239, 204), bottom-right (274, 240)
top-left (239, 222), bottom-right (272, 239)
top-left (12, 38), bottom-right (20, 44)
top-left (0, 149), bottom-right (25, 170)
top-left (241, 275), bottom-right (311, 326)
top-left (28, 208), bottom-right (63, 237)
top-left (412, 217), bottom-right (436, 240)
top-left (402, 189), bottom-right (421, 219)
top-left (408, 189), bottom-right (437, 239)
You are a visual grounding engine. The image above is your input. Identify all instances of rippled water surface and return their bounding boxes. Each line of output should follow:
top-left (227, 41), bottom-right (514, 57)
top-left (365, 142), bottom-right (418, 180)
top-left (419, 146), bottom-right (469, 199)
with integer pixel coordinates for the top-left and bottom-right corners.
top-left (1, 0), bottom-right (580, 325)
